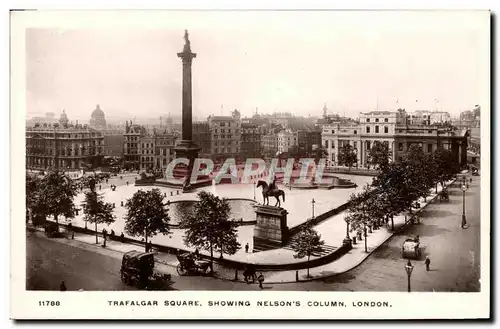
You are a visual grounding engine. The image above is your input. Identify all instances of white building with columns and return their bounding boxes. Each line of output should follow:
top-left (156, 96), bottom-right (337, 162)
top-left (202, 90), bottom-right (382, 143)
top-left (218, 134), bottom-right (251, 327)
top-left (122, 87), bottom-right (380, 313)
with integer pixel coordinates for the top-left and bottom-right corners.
top-left (322, 111), bottom-right (402, 168)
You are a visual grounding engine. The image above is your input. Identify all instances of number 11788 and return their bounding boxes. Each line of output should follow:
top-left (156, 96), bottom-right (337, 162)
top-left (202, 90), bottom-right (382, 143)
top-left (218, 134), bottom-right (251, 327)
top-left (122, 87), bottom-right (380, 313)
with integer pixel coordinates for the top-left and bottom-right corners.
top-left (39, 301), bottom-right (60, 306)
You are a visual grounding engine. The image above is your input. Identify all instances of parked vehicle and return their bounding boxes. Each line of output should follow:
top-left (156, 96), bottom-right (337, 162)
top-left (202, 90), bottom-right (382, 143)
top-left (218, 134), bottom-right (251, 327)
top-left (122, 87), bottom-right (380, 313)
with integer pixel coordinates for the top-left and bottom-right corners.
top-left (120, 250), bottom-right (155, 289)
top-left (176, 251), bottom-right (211, 276)
top-left (401, 235), bottom-right (421, 259)
top-left (44, 221), bottom-right (64, 238)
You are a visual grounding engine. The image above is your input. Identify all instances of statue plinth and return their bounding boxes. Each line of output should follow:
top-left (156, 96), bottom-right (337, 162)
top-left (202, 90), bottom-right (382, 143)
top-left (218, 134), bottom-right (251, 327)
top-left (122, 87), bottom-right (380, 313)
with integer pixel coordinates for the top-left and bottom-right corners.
top-left (253, 205), bottom-right (289, 251)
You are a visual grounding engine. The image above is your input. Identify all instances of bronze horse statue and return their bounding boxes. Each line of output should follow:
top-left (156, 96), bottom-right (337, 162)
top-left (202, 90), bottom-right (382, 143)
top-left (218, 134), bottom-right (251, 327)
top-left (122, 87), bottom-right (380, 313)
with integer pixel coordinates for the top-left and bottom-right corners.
top-left (256, 180), bottom-right (285, 207)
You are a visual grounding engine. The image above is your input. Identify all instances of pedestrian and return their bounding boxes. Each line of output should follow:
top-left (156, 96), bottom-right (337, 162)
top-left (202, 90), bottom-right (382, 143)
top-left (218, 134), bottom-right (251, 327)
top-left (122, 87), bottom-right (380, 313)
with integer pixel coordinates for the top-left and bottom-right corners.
top-left (425, 256), bottom-right (431, 271)
top-left (470, 178), bottom-right (472, 183)
top-left (60, 281), bottom-right (67, 291)
top-left (258, 272), bottom-right (265, 290)
top-left (126, 181), bottom-right (129, 186)
top-left (194, 248), bottom-right (200, 259)
top-left (245, 243), bottom-right (249, 253)
top-left (120, 232), bottom-right (125, 243)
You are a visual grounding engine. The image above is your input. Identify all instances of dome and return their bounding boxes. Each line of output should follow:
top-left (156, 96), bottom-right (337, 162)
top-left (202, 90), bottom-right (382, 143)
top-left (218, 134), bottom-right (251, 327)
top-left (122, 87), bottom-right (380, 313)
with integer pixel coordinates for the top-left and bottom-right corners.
top-left (89, 104), bottom-right (107, 129)
top-left (59, 109), bottom-right (69, 126)
top-left (91, 104), bottom-right (105, 118)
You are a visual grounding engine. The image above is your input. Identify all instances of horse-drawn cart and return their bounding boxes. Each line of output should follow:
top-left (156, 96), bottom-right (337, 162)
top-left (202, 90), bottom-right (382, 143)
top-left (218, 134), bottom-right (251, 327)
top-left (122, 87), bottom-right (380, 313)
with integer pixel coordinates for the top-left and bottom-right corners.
top-left (176, 251), bottom-right (211, 276)
top-left (401, 235), bottom-right (421, 259)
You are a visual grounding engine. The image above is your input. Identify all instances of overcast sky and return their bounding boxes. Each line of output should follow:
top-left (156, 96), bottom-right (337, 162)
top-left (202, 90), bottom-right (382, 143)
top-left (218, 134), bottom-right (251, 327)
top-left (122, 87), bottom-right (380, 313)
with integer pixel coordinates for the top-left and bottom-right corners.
top-left (25, 11), bottom-right (488, 122)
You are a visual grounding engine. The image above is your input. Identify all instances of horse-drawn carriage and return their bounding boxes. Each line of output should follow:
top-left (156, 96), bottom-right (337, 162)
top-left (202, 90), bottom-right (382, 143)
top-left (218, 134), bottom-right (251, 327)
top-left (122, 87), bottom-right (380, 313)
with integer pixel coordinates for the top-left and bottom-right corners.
top-left (176, 251), bottom-right (211, 276)
top-left (401, 235), bottom-right (421, 259)
top-left (439, 190), bottom-right (450, 202)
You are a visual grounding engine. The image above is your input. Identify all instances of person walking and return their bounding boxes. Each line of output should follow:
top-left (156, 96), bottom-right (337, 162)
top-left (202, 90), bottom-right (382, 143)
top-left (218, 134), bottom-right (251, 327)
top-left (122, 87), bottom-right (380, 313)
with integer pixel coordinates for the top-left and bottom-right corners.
top-left (245, 243), bottom-right (249, 253)
top-left (425, 256), bottom-right (431, 271)
top-left (60, 281), bottom-right (67, 291)
top-left (258, 272), bottom-right (265, 290)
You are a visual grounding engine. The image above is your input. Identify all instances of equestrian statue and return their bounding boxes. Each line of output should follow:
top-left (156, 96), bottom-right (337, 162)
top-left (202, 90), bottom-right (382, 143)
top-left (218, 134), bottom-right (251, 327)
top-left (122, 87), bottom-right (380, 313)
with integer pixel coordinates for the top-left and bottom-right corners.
top-left (256, 177), bottom-right (286, 207)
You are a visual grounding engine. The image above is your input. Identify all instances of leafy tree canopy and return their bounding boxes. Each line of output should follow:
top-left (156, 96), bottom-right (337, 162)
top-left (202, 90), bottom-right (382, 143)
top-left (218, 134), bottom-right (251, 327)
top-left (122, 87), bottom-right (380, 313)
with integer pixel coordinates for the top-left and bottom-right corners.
top-left (124, 188), bottom-right (170, 242)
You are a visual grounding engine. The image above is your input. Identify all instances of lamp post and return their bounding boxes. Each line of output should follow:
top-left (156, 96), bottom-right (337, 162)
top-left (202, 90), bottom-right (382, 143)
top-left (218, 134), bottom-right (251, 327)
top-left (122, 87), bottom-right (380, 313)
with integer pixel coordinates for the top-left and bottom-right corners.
top-left (253, 181), bottom-right (256, 200)
top-left (405, 259), bottom-right (414, 292)
top-left (311, 199), bottom-right (316, 219)
top-left (461, 176), bottom-right (468, 229)
top-left (343, 217), bottom-right (352, 247)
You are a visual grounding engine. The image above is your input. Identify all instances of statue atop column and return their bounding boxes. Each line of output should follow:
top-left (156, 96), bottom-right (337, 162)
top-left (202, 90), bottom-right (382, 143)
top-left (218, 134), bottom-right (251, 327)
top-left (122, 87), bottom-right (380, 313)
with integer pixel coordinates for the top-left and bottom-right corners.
top-left (183, 29), bottom-right (192, 52)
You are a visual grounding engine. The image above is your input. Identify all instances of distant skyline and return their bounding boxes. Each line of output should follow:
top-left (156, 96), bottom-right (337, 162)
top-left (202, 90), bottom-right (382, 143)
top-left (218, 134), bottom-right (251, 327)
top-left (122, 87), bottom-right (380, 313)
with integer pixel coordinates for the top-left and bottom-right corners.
top-left (26, 11), bottom-right (488, 122)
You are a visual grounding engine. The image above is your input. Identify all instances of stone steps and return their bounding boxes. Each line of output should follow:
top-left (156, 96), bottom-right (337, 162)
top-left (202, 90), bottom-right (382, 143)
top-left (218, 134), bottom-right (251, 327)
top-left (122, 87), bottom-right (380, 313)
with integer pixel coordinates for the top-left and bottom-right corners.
top-left (282, 238), bottom-right (337, 257)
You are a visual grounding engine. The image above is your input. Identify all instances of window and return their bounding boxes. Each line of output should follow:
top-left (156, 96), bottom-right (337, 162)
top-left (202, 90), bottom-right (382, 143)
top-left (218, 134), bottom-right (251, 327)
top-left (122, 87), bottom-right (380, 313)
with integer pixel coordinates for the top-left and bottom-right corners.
top-left (384, 126), bottom-right (389, 133)
top-left (375, 118), bottom-right (379, 122)
top-left (428, 143), bottom-right (433, 153)
top-left (399, 143), bottom-right (403, 151)
top-left (366, 118), bottom-right (370, 122)
top-left (384, 118), bottom-right (389, 122)
top-left (354, 130), bottom-right (357, 134)
top-left (375, 126), bottom-right (379, 133)
top-left (325, 140), bottom-right (329, 148)
top-left (353, 141), bottom-right (357, 149)
top-left (366, 141), bottom-right (371, 150)
top-left (332, 130), bottom-right (335, 134)
top-left (366, 127), bottom-right (370, 133)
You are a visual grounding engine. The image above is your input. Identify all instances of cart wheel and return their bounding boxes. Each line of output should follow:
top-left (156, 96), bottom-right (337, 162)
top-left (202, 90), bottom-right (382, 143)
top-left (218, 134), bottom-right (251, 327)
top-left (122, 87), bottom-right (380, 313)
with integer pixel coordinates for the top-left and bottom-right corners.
top-left (176, 264), bottom-right (187, 276)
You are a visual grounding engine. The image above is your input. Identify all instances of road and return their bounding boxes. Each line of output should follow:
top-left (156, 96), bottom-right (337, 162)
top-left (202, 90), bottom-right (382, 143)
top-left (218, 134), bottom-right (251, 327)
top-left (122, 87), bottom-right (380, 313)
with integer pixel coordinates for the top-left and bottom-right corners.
top-left (26, 174), bottom-right (481, 292)
top-left (26, 233), bottom-right (136, 291)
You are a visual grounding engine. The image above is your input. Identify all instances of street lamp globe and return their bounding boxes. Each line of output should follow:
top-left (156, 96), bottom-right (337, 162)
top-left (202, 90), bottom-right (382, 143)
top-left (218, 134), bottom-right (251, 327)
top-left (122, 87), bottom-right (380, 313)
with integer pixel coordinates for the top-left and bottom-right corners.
top-left (461, 184), bottom-right (468, 192)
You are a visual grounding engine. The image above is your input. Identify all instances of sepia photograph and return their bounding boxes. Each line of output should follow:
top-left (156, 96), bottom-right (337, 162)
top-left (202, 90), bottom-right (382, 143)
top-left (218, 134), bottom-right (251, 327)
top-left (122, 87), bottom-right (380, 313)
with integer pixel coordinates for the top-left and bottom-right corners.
top-left (10, 9), bottom-right (490, 319)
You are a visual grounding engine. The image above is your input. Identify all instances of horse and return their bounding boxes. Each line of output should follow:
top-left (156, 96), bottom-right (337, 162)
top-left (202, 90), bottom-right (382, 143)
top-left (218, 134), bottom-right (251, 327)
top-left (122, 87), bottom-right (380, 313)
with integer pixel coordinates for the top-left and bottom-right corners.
top-left (243, 265), bottom-right (257, 284)
top-left (256, 180), bottom-right (285, 207)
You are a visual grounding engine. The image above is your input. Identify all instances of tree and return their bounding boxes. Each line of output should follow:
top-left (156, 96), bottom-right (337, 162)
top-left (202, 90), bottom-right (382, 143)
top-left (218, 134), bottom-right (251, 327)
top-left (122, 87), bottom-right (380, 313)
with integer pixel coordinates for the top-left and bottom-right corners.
top-left (37, 170), bottom-right (77, 231)
top-left (181, 191), bottom-right (240, 272)
top-left (338, 143), bottom-right (357, 170)
top-left (292, 224), bottom-right (325, 278)
top-left (404, 145), bottom-right (435, 202)
top-left (367, 141), bottom-right (391, 170)
top-left (82, 191), bottom-right (115, 244)
top-left (124, 188), bottom-right (171, 252)
top-left (215, 219), bottom-right (241, 259)
top-left (433, 147), bottom-right (459, 192)
top-left (344, 190), bottom-right (373, 253)
top-left (371, 163), bottom-right (417, 230)
top-left (288, 145), bottom-right (307, 160)
top-left (312, 146), bottom-right (328, 165)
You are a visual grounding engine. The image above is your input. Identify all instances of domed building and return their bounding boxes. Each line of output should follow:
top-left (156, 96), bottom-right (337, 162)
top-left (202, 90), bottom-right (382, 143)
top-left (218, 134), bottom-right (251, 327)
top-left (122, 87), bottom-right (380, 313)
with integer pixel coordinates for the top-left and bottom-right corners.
top-left (58, 109), bottom-right (69, 127)
top-left (89, 104), bottom-right (107, 130)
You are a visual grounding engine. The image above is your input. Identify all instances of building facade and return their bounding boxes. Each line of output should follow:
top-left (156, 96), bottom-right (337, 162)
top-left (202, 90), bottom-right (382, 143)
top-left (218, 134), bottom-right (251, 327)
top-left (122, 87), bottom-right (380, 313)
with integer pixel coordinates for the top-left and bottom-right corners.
top-left (208, 110), bottom-right (241, 162)
top-left (277, 130), bottom-right (298, 154)
top-left (153, 132), bottom-right (176, 172)
top-left (321, 110), bottom-right (467, 168)
top-left (26, 123), bottom-right (104, 170)
top-left (240, 122), bottom-right (262, 158)
top-left (261, 133), bottom-right (278, 158)
top-left (123, 121), bottom-right (145, 170)
top-left (192, 121), bottom-right (211, 158)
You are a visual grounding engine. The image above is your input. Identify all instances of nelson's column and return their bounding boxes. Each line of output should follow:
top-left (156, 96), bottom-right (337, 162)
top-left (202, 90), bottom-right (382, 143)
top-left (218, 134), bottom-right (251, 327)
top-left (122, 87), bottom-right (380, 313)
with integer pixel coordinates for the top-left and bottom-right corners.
top-left (174, 30), bottom-right (201, 190)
